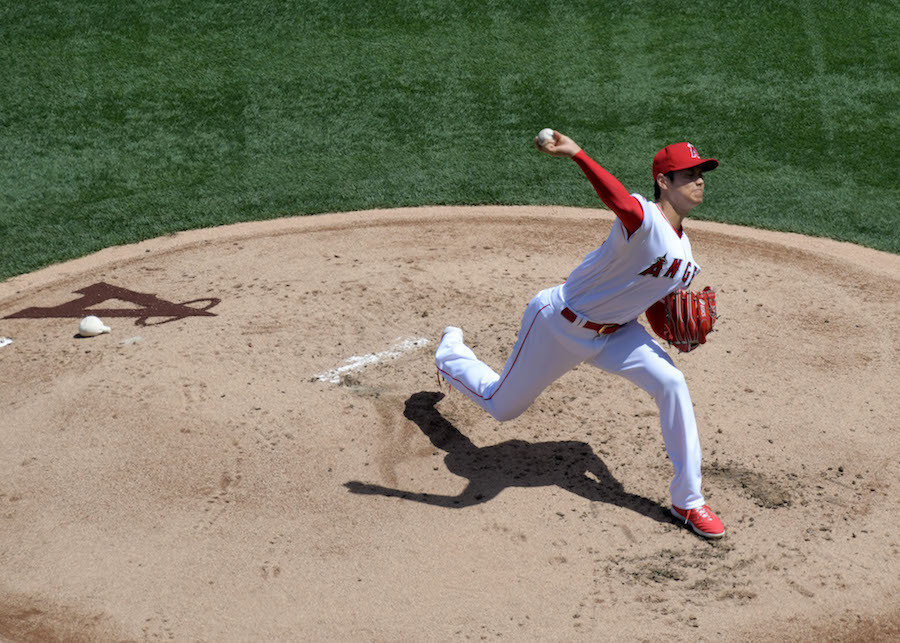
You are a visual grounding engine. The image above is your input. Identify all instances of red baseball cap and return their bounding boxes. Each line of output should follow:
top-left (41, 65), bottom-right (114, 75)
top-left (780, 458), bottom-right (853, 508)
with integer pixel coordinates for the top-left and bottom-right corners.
top-left (652, 142), bottom-right (718, 178)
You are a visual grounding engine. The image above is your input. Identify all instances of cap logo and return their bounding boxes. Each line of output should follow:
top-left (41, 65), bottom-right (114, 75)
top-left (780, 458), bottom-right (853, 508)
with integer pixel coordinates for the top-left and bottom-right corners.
top-left (687, 143), bottom-right (699, 159)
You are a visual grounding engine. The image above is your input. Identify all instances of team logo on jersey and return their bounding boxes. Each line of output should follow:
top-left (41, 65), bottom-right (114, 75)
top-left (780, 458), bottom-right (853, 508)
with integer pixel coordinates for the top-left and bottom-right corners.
top-left (639, 255), bottom-right (696, 284)
top-left (639, 254), bottom-right (668, 278)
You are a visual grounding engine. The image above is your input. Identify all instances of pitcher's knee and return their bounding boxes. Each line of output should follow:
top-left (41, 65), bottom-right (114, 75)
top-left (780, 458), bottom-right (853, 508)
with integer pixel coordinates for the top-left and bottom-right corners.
top-left (651, 368), bottom-right (688, 398)
top-left (486, 400), bottom-right (529, 422)
top-left (488, 406), bottom-right (525, 422)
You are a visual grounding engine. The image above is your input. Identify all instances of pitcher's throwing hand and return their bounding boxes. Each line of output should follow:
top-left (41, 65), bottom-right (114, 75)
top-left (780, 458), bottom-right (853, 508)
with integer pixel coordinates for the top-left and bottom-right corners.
top-left (534, 129), bottom-right (582, 158)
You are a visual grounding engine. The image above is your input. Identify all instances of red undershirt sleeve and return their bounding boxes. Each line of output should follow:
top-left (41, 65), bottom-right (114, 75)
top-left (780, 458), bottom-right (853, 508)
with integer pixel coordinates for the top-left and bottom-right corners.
top-left (572, 150), bottom-right (643, 237)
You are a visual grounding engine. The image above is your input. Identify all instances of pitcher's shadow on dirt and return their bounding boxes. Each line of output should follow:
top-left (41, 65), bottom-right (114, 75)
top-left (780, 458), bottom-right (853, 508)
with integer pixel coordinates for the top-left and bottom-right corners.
top-left (345, 392), bottom-right (669, 524)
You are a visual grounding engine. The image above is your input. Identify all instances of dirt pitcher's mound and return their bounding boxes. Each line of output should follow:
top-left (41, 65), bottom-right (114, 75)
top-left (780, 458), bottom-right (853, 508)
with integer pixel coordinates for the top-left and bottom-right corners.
top-left (1, 206), bottom-right (898, 642)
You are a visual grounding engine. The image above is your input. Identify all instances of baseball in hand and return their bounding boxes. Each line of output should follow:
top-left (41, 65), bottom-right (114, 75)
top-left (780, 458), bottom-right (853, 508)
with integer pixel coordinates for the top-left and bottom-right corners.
top-left (537, 128), bottom-right (555, 146)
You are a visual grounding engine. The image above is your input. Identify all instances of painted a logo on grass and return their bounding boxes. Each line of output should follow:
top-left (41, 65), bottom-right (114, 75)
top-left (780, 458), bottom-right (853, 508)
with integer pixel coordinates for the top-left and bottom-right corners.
top-left (4, 282), bottom-right (220, 326)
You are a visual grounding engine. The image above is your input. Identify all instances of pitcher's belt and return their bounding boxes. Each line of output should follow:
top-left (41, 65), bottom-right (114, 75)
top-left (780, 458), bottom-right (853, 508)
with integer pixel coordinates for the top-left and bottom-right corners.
top-left (560, 307), bottom-right (623, 335)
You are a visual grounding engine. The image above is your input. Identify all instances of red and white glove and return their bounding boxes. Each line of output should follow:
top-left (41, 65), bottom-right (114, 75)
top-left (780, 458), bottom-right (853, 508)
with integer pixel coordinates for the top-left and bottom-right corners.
top-left (645, 287), bottom-right (718, 353)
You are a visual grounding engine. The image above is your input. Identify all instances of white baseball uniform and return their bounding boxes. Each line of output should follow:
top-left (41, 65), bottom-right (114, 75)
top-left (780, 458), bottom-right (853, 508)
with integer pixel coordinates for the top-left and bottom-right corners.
top-left (435, 164), bottom-right (708, 510)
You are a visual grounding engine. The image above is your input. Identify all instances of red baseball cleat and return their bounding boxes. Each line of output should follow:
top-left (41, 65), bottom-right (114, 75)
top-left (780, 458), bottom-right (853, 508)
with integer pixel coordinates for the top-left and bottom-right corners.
top-left (671, 504), bottom-right (725, 538)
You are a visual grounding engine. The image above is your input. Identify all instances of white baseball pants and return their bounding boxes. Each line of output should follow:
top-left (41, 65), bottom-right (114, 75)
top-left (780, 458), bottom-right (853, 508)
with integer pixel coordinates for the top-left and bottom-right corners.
top-left (435, 285), bottom-right (705, 510)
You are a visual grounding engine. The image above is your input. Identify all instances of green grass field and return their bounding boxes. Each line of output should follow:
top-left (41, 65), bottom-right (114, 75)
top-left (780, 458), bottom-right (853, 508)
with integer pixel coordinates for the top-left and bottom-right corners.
top-left (2, 1), bottom-right (898, 281)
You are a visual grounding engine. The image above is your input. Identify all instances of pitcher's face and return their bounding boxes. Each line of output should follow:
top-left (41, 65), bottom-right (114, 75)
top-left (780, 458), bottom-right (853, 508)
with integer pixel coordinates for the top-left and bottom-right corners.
top-left (672, 167), bottom-right (705, 203)
top-left (659, 166), bottom-right (706, 212)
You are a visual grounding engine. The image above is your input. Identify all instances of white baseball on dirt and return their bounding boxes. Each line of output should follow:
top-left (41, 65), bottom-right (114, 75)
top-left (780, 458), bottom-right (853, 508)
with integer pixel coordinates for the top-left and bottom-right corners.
top-left (537, 128), bottom-right (555, 146)
top-left (79, 315), bottom-right (111, 337)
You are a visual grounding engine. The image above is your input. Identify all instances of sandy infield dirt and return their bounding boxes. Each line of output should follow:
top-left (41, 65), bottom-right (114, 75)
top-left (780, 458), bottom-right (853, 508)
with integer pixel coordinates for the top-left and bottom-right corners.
top-left (1, 206), bottom-right (898, 642)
